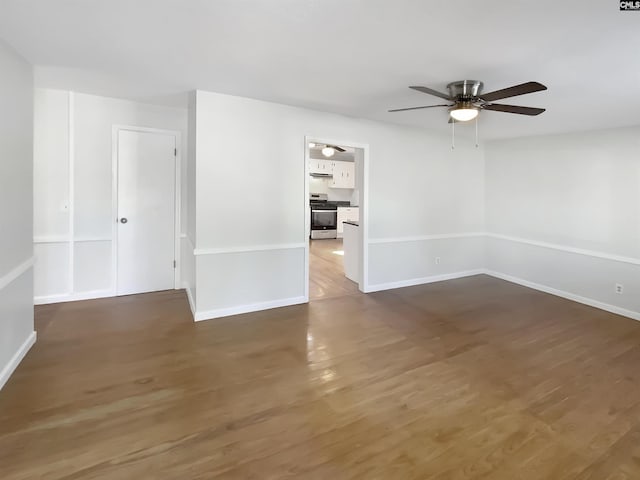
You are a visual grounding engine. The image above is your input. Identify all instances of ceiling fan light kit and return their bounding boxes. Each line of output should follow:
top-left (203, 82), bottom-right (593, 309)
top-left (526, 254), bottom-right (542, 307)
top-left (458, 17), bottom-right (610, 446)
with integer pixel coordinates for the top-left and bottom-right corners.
top-left (312, 144), bottom-right (346, 157)
top-left (449, 102), bottom-right (479, 122)
top-left (389, 80), bottom-right (547, 147)
top-left (321, 146), bottom-right (335, 157)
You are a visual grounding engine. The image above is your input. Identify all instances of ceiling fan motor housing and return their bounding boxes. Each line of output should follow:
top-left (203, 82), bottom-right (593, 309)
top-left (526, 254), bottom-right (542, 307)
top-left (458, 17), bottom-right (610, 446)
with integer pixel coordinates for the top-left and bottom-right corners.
top-left (447, 80), bottom-right (484, 100)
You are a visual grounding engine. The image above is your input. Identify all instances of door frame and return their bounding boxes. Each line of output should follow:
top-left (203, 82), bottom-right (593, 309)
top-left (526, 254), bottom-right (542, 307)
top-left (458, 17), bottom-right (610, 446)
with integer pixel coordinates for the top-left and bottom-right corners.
top-left (304, 136), bottom-right (370, 299)
top-left (111, 125), bottom-right (182, 295)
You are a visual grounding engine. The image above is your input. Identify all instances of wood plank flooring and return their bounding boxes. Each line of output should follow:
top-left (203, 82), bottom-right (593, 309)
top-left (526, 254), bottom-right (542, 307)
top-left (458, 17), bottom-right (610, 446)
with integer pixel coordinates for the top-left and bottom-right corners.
top-left (309, 238), bottom-right (359, 300)
top-left (3, 275), bottom-right (640, 478)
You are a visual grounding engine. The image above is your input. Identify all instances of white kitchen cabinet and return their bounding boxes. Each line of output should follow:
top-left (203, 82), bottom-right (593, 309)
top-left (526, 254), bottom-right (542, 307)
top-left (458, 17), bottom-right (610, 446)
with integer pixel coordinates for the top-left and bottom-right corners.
top-left (309, 159), bottom-right (333, 174)
top-left (337, 206), bottom-right (359, 237)
top-left (330, 161), bottom-right (355, 189)
top-left (309, 159), bottom-right (355, 188)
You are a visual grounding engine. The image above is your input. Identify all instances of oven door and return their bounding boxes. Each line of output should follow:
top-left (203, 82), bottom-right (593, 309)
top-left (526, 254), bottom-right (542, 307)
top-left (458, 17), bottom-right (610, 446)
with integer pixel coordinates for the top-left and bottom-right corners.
top-left (310, 209), bottom-right (337, 238)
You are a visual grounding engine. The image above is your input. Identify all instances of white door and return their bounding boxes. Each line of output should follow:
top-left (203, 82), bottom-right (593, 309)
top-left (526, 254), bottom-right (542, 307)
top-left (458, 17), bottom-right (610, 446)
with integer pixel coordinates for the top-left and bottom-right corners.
top-left (116, 129), bottom-right (176, 296)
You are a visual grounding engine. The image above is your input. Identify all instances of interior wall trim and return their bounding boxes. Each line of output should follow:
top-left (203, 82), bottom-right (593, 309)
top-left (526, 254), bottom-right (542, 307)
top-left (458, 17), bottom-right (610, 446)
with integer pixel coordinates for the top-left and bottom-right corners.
top-left (185, 285), bottom-right (196, 319)
top-left (34, 236), bottom-right (112, 244)
top-left (34, 288), bottom-right (113, 305)
top-left (184, 234), bottom-right (195, 254)
top-left (368, 232), bottom-right (640, 267)
top-left (193, 243), bottom-right (306, 256)
top-left (73, 237), bottom-right (112, 243)
top-left (368, 232), bottom-right (485, 245)
top-left (484, 269), bottom-right (640, 322)
top-left (487, 232), bottom-right (640, 266)
top-left (33, 235), bottom-right (71, 244)
top-left (194, 295), bottom-right (307, 321)
top-left (365, 269), bottom-right (485, 293)
top-left (0, 331), bottom-right (36, 391)
top-left (0, 257), bottom-right (34, 291)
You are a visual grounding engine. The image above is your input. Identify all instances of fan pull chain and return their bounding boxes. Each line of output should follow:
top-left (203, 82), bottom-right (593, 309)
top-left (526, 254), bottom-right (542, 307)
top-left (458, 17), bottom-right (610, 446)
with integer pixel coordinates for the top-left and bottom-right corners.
top-left (451, 118), bottom-right (455, 150)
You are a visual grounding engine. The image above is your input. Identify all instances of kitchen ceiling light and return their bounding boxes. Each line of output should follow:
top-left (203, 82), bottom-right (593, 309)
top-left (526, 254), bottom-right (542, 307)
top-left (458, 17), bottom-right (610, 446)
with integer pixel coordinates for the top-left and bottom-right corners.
top-left (308, 142), bottom-right (316, 148)
top-left (449, 105), bottom-right (479, 122)
top-left (322, 146), bottom-right (335, 157)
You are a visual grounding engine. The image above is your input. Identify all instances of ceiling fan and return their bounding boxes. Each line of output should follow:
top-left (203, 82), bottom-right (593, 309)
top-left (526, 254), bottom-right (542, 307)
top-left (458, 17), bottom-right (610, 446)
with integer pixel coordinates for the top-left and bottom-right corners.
top-left (310, 143), bottom-right (346, 157)
top-left (389, 80), bottom-right (547, 123)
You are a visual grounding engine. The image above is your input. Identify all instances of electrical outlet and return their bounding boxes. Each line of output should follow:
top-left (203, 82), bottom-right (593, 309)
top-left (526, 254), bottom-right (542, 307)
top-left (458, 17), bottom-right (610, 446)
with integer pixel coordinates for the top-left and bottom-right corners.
top-left (435, 257), bottom-right (441, 265)
top-left (615, 283), bottom-right (624, 295)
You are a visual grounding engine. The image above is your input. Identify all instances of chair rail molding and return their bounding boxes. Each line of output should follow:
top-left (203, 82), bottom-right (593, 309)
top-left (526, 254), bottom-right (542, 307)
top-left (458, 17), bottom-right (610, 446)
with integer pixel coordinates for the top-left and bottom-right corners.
top-left (368, 232), bottom-right (485, 245)
top-left (487, 232), bottom-right (640, 266)
top-left (0, 257), bottom-right (34, 291)
top-left (193, 243), bottom-right (306, 256)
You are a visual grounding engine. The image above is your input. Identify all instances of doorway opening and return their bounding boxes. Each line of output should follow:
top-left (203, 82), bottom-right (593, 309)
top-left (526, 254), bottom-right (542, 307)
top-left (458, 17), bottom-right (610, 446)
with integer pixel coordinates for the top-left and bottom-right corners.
top-left (112, 126), bottom-right (181, 296)
top-left (304, 137), bottom-right (368, 301)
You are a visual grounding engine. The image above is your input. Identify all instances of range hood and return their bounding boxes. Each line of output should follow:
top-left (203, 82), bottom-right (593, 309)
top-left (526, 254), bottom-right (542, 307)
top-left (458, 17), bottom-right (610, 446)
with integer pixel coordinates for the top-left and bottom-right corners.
top-left (310, 172), bottom-right (333, 178)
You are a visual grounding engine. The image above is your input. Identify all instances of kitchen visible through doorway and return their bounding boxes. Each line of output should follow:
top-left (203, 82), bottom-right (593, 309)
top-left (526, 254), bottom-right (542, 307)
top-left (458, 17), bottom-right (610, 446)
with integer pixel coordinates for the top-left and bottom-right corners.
top-left (306, 140), bottom-right (364, 301)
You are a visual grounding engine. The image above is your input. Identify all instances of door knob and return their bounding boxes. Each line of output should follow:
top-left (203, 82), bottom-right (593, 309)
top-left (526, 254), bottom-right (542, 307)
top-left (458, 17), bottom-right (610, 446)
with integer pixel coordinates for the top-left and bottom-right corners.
top-left (120, 218), bottom-right (128, 224)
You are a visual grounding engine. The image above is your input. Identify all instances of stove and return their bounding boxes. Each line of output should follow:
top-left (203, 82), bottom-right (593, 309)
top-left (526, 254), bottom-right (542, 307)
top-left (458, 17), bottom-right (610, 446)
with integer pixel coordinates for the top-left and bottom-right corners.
top-left (309, 194), bottom-right (349, 239)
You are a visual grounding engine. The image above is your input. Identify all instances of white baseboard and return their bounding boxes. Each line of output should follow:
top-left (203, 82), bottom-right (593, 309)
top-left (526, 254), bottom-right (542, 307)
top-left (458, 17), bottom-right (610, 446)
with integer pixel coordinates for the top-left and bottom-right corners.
top-left (365, 269), bottom-right (485, 293)
top-left (484, 269), bottom-right (640, 322)
top-left (365, 267), bottom-right (640, 322)
top-left (194, 295), bottom-right (307, 321)
top-left (184, 286), bottom-right (196, 320)
top-left (0, 331), bottom-right (36, 391)
top-left (34, 289), bottom-right (114, 305)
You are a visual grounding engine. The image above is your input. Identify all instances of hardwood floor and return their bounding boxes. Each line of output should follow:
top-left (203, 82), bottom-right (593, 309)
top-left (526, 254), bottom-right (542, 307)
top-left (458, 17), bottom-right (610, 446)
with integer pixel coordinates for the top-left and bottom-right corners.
top-left (309, 238), bottom-right (359, 301)
top-left (3, 276), bottom-right (640, 478)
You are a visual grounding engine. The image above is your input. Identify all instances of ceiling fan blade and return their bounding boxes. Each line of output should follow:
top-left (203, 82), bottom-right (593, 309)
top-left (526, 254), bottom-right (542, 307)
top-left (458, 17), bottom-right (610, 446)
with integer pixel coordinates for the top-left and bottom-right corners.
top-left (388, 104), bottom-right (451, 113)
top-left (482, 104), bottom-right (546, 115)
top-left (480, 82), bottom-right (547, 102)
top-left (409, 86), bottom-right (452, 101)
top-left (332, 145), bottom-right (346, 152)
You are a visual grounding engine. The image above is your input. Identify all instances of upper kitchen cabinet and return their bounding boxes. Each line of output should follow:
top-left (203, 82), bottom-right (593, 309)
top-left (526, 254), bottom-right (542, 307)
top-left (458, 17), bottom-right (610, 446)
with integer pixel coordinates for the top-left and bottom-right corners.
top-left (309, 159), bottom-right (333, 175)
top-left (330, 161), bottom-right (355, 189)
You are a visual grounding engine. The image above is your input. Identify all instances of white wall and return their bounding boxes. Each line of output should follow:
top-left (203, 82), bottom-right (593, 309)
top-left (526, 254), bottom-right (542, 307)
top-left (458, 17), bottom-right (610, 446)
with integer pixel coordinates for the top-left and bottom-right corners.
top-left (28, 85), bottom-right (640, 328)
top-left (191, 90), bottom-right (485, 319)
top-left (33, 89), bottom-right (188, 303)
top-left (308, 176), bottom-right (354, 203)
top-left (182, 91), bottom-right (197, 311)
top-left (189, 89), bottom-right (638, 323)
top-left (485, 127), bottom-right (640, 319)
top-left (0, 39), bottom-right (35, 389)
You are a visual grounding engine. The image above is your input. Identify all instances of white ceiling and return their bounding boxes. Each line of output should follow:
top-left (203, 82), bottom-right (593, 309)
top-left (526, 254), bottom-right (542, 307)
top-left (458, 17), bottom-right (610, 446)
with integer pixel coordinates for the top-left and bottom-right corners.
top-left (0, 0), bottom-right (638, 139)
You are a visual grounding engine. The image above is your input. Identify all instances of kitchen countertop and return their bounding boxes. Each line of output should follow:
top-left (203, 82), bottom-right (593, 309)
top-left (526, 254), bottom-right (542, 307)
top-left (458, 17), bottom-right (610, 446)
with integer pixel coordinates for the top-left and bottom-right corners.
top-left (343, 221), bottom-right (359, 227)
top-left (309, 202), bottom-right (359, 207)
